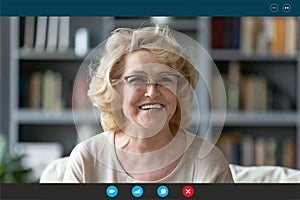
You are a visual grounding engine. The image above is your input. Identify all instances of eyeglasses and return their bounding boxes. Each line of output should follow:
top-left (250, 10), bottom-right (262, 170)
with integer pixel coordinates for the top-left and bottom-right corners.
top-left (123, 74), bottom-right (180, 91)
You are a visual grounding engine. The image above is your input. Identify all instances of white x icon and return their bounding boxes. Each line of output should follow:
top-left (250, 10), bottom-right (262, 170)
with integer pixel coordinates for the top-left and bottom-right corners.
top-left (185, 189), bottom-right (191, 194)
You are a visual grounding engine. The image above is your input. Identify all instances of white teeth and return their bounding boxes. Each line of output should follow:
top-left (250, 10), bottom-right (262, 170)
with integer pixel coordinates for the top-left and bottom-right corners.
top-left (140, 104), bottom-right (163, 110)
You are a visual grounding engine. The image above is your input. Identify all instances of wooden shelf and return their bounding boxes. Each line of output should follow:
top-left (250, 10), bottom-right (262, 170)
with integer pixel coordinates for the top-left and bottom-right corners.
top-left (211, 111), bottom-right (298, 126)
top-left (14, 109), bottom-right (99, 124)
top-left (19, 49), bottom-right (87, 61)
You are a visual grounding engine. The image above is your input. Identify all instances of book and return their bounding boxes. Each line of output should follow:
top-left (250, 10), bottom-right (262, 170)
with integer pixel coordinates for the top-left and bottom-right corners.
top-left (227, 61), bottom-right (240, 111)
top-left (28, 72), bottom-right (42, 109)
top-left (42, 70), bottom-right (63, 111)
top-left (241, 134), bottom-right (254, 166)
top-left (54, 72), bottom-right (63, 111)
top-left (284, 17), bottom-right (297, 56)
top-left (240, 75), bottom-right (254, 111)
top-left (223, 17), bottom-right (234, 49)
top-left (35, 17), bottom-right (48, 52)
top-left (42, 70), bottom-right (56, 110)
top-left (256, 17), bottom-right (273, 54)
top-left (282, 137), bottom-right (295, 168)
top-left (264, 137), bottom-right (277, 165)
top-left (22, 17), bottom-right (36, 51)
top-left (211, 17), bottom-right (224, 49)
top-left (211, 17), bottom-right (241, 49)
top-left (232, 17), bottom-right (241, 49)
top-left (46, 17), bottom-right (59, 52)
top-left (217, 133), bottom-right (232, 163)
top-left (217, 132), bottom-right (241, 164)
top-left (271, 17), bottom-right (286, 55)
top-left (58, 17), bottom-right (70, 52)
top-left (240, 17), bottom-right (257, 55)
top-left (240, 75), bottom-right (267, 112)
top-left (254, 76), bottom-right (267, 111)
top-left (254, 137), bottom-right (265, 166)
top-left (212, 73), bottom-right (227, 111)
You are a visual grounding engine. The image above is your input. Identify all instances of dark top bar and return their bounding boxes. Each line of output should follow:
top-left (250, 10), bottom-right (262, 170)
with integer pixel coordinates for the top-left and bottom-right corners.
top-left (1, 0), bottom-right (299, 16)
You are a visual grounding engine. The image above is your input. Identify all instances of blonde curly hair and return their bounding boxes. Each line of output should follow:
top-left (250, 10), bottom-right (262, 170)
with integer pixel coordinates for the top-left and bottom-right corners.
top-left (88, 25), bottom-right (199, 134)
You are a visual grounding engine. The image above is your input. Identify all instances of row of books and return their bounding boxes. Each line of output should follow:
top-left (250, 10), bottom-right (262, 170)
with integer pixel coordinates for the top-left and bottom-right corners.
top-left (212, 61), bottom-right (294, 111)
top-left (216, 132), bottom-right (296, 168)
top-left (20, 70), bottom-right (70, 110)
top-left (21, 17), bottom-right (70, 52)
top-left (20, 71), bottom-right (92, 111)
top-left (212, 17), bottom-right (297, 56)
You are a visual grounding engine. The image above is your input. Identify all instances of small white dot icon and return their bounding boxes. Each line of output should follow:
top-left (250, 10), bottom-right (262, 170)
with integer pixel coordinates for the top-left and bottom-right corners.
top-left (283, 4), bottom-right (291, 12)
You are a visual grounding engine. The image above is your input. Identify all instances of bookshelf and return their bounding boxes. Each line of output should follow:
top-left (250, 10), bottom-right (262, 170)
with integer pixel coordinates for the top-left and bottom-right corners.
top-left (3, 17), bottom-right (300, 169)
top-left (212, 53), bottom-right (298, 167)
top-left (8, 17), bottom-right (113, 156)
top-left (210, 17), bottom-right (299, 169)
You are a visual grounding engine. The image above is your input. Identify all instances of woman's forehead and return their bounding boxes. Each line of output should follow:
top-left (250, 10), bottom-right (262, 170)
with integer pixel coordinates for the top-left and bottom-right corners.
top-left (122, 50), bottom-right (178, 73)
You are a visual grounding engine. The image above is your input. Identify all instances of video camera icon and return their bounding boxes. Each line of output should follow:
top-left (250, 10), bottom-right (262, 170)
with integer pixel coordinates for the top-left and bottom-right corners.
top-left (106, 185), bottom-right (118, 198)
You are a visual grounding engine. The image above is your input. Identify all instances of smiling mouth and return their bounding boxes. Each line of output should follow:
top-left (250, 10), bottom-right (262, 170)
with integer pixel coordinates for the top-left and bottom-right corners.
top-left (139, 104), bottom-right (164, 110)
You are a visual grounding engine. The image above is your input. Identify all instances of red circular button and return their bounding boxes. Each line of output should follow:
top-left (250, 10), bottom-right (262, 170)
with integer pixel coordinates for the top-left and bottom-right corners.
top-left (182, 185), bottom-right (194, 197)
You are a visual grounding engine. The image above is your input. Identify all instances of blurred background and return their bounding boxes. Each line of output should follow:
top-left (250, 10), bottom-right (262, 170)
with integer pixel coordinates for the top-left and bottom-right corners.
top-left (0, 17), bottom-right (299, 182)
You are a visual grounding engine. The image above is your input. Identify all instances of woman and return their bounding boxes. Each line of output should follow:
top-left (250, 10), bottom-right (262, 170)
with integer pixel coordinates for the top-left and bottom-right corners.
top-left (64, 26), bottom-right (234, 183)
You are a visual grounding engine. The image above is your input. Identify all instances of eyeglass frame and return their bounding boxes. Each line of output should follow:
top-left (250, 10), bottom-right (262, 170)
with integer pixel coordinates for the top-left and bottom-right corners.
top-left (122, 74), bottom-right (181, 91)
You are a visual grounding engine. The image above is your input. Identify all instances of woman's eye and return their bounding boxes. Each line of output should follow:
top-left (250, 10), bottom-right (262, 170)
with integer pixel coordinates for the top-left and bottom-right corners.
top-left (159, 78), bottom-right (172, 83)
top-left (158, 76), bottom-right (176, 84)
top-left (129, 76), bottom-right (147, 84)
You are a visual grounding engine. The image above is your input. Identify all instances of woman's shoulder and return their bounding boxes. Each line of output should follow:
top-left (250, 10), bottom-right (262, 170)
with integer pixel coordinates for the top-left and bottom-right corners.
top-left (81, 131), bottom-right (114, 144)
top-left (71, 131), bottom-right (114, 156)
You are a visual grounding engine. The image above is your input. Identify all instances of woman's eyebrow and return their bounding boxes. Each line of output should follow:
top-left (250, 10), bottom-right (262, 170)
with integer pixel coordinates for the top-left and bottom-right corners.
top-left (127, 70), bottom-right (177, 75)
top-left (158, 71), bottom-right (178, 75)
top-left (125, 70), bottom-right (147, 75)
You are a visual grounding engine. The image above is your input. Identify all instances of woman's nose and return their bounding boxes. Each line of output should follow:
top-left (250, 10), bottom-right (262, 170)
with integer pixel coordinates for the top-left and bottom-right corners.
top-left (144, 83), bottom-right (160, 98)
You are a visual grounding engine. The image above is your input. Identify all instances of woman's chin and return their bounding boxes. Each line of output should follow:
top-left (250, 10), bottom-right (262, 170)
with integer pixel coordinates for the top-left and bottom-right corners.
top-left (134, 118), bottom-right (168, 137)
top-left (120, 111), bottom-right (170, 138)
top-left (138, 111), bottom-right (167, 126)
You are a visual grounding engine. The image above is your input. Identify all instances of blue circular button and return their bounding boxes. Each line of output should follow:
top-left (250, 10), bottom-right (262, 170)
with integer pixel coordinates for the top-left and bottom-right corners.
top-left (106, 185), bottom-right (118, 198)
top-left (131, 185), bottom-right (144, 198)
top-left (270, 3), bottom-right (279, 12)
top-left (283, 4), bottom-right (291, 12)
top-left (157, 185), bottom-right (169, 198)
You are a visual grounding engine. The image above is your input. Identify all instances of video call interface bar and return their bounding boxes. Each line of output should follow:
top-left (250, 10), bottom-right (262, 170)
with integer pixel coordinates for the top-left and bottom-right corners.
top-left (2, 184), bottom-right (300, 199)
top-left (1, 0), bottom-right (299, 200)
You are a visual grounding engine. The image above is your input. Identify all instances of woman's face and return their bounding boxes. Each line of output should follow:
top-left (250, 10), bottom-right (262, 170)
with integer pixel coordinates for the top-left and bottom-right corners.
top-left (118, 50), bottom-right (178, 135)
